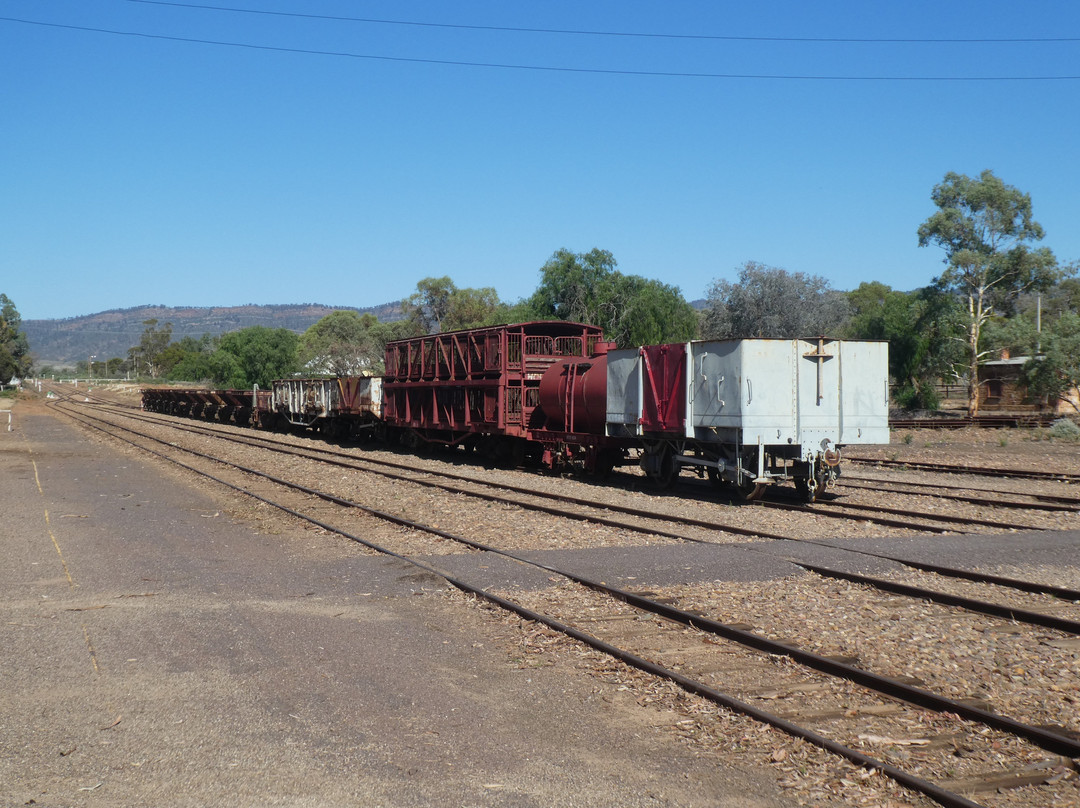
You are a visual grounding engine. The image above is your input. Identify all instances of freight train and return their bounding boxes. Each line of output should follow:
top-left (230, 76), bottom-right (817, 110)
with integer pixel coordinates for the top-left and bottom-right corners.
top-left (142, 321), bottom-right (890, 501)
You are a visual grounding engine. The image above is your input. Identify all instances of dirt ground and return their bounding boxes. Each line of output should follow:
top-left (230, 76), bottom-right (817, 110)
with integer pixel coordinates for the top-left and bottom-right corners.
top-left (0, 397), bottom-right (789, 808)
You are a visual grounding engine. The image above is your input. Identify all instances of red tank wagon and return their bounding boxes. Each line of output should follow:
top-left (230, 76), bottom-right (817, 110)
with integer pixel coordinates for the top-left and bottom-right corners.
top-left (381, 321), bottom-right (609, 464)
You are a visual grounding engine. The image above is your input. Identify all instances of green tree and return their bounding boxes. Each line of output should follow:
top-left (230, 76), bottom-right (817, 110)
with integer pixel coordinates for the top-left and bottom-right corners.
top-left (402, 277), bottom-right (506, 333)
top-left (298, 311), bottom-right (386, 375)
top-left (702, 261), bottom-right (850, 339)
top-left (523, 248), bottom-right (697, 346)
top-left (402, 276), bottom-right (455, 333)
top-left (213, 326), bottom-right (300, 388)
top-left (130, 318), bottom-right (174, 378)
top-left (168, 348), bottom-right (231, 385)
top-left (163, 335), bottom-right (218, 382)
top-left (612, 274), bottom-right (699, 346)
top-left (0, 294), bottom-right (32, 383)
top-left (1023, 312), bottom-right (1080, 412)
top-left (442, 287), bottom-right (508, 331)
top-left (917, 170), bottom-right (1064, 416)
top-left (982, 308), bottom-right (1080, 412)
top-left (844, 282), bottom-right (964, 409)
top-left (526, 248), bottom-right (619, 325)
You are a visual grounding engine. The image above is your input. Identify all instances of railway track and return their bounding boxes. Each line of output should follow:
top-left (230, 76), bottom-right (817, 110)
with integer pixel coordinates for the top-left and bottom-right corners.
top-left (839, 475), bottom-right (1080, 513)
top-left (888, 415), bottom-right (1059, 430)
top-left (849, 456), bottom-right (1080, 485)
top-left (47, 394), bottom-right (1080, 806)
top-left (80, 396), bottom-right (1074, 540)
top-left (71, 398), bottom-right (1080, 612)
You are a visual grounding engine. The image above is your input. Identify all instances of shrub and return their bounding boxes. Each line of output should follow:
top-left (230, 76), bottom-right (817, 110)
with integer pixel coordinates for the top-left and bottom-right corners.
top-left (1048, 418), bottom-right (1080, 442)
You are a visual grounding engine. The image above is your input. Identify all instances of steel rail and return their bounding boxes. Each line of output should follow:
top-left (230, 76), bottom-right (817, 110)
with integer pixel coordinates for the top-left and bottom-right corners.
top-left (104, 401), bottom-right (974, 536)
top-left (90, 397), bottom-right (994, 539)
top-left (845, 472), bottom-right (1080, 507)
top-left (78, 401), bottom-right (810, 540)
top-left (94, 400), bottom-right (1061, 535)
top-left (778, 535), bottom-right (1080, 602)
top-left (838, 477), bottom-right (1080, 512)
top-left (888, 415), bottom-right (1056, 430)
top-left (848, 457), bottom-right (1080, 484)
top-left (56, 401), bottom-right (1080, 763)
top-left (792, 562), bottom-right (1080, 636)
top-left (799, 498), bottom-right (1045, 532)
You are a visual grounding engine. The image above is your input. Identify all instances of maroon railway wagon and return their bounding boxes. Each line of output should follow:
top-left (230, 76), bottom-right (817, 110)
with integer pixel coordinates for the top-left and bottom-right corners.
top-left (380, 321), bottom-right (622, 468)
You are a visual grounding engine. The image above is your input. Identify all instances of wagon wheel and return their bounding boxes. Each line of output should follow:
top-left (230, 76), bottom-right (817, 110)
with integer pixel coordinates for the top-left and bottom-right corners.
top-left (592, 449), bottom-right (620, 478)
top-left (645, 445), bottom-right (678, 489)
top-left (706, 466), bottom-right (726, 489)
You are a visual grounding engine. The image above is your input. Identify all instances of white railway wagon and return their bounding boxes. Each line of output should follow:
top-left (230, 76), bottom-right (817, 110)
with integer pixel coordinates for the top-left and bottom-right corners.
top-left (271, 377), bottom-right (383, 439)
top-left (606, 338), bottom-right (889, 499)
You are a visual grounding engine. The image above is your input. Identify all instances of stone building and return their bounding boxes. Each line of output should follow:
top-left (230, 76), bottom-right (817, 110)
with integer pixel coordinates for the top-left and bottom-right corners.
top-left (978, 352), bottom-right (1079, 413)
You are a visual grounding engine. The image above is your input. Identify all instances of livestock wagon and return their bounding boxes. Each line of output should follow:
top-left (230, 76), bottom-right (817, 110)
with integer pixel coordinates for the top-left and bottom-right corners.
top-left (381, 321), bottom-right (609, 463)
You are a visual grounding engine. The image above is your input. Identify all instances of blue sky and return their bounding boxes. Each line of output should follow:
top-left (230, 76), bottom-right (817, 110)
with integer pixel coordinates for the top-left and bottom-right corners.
top-left (3, 1), bottom-right (1079, 321)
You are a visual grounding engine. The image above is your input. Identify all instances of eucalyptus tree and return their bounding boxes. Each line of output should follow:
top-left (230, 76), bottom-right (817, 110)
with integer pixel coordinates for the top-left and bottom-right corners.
top-left (1023, 312), bottom-right (1080, 412)
top-left (844, 282), bottom-right (964, 409)
top-left (298, 310), bottom-right (383, 376)
top-left (701, 261), bottom-right (849, 340)
top-left (402, 277), bottom-right (506, 334)
top-left (0, 294), bottom-right (32, 383)
top-left (129, 318), bottom-right (173, 378)
top-left (917, 170), bottom-right (1063, 416)
top-left (524, 248), bottom-right (697, 347)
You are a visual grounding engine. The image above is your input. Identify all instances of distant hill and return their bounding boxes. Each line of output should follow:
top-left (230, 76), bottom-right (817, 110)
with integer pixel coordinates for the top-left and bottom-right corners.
top-left (24, 302), bottom-right (404, 367)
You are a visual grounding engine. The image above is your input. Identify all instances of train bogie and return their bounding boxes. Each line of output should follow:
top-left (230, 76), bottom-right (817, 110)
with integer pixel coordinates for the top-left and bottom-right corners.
top-left (141, 387), bottom-right (266, 427)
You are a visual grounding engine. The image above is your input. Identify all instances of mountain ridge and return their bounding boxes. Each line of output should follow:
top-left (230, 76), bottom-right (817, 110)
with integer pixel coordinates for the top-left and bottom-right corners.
top-left (24, 302), bottom-right (404, 367)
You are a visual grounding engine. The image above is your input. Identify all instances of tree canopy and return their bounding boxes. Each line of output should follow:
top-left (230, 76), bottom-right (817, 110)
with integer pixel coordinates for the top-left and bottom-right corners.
top-left (214, 326), bottom-right (300, 388)
top-left (129, 319), bottom-right (173, 378)
top-left (402, 276), bottom-right (507, 334)
top-left (918, 169), bottom-right (1065, 416)
top-left (1022, 312), bottom-right (1080, 412)
top-left (0, 294), bottom-right (32, 383)
top-left (701, 261), bottom-right (849, 339)
top-left (522, 248), bottom-right (697, 346)
top-left (298, 311), bottom-right (384, 376)
top-left (164, 326), bottom-right (299, 388)
top-left (844, 282), bottom-right (963, 409)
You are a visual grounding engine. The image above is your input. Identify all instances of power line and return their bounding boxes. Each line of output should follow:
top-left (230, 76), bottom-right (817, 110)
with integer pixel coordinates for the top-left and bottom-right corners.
top-left (4, 16), bottom-right (1079, 81)
top-left (123, 0), bottom-right (1080, 44)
